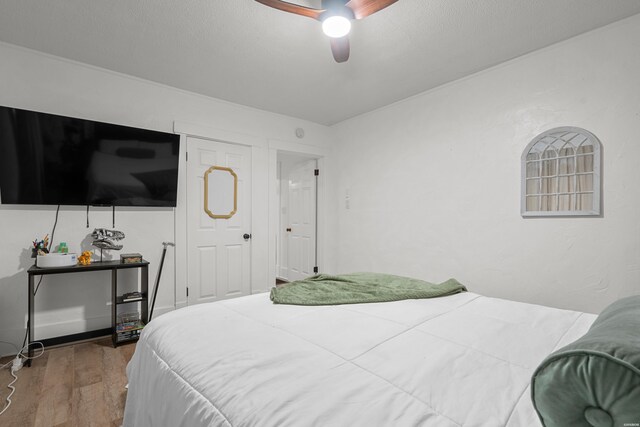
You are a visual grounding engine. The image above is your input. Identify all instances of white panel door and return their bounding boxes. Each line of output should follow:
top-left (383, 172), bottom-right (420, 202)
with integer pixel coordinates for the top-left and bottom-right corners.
top-left (187, 137), bottom-right (251, 305)
top-left (287, 159), bottom-right (316, 281)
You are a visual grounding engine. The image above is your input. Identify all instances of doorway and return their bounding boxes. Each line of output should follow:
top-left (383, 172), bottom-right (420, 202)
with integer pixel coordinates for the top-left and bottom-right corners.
top-left (276, 152), bottom-right (319, 283)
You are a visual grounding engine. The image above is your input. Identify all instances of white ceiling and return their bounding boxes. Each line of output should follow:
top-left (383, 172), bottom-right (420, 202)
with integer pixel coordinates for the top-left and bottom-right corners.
top-left (0, 1), bottom-right (639, 125)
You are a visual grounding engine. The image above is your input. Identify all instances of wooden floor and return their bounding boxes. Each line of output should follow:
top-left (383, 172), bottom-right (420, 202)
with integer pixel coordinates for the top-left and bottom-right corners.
top-left (0, 338), bottom-right (135, 427)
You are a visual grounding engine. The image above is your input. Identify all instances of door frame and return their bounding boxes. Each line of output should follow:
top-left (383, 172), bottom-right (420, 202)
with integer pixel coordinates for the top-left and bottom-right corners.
top-left (173, 122), bottom-right (329, 309)
top-left (174, 123), bottom-right (264, 310)
top-left (268, 140), bottom-right (327, 288)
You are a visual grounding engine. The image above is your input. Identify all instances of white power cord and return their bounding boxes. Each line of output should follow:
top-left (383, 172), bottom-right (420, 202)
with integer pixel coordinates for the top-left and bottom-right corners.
top-left (0, 359), bottom-right (20, 416)
top-left (0, 341), bottom-right (44, 417)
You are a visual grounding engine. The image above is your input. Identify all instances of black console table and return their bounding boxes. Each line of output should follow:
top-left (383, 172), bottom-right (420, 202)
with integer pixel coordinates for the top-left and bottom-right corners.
top-left (27, 260), bottom-right (149, 366)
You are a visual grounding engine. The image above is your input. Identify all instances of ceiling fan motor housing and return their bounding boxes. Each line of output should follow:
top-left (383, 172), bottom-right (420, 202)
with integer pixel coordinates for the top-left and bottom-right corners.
top-left (322, 0), bottom-right (350, 8)
top-left (320, 0), bottom-right (355, 21)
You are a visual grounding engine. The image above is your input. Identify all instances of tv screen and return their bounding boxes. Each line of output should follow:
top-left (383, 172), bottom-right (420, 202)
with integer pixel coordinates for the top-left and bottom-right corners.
top-left (0, 106), bottom-right (180, 207)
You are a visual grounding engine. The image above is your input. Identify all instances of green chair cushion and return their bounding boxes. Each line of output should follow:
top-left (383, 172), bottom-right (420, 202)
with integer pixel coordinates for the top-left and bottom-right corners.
top-left (531, 295), bottom-right (640, 427)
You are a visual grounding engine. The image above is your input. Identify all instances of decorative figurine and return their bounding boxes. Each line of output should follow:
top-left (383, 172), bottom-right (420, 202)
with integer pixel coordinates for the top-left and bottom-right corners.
top-left (91, 228), bottom-right (125, 251)
top-left (31, 235), bottom-right (50, 258)
top-left (78, 251), bottom-right (93, 266)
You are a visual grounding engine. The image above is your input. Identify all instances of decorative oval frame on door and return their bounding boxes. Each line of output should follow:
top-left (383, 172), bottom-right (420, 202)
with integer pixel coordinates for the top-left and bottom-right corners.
top-left (204, 166), bottom-right (238, 219)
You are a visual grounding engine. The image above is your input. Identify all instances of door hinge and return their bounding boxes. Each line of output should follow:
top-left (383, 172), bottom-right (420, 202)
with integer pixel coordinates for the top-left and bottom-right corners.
top-left (313, 266), bottom-right (319, 273)
top-left (186, 287), bottom-right (189, 297)
top-left (185, 152), bottom-right (188, 162)
top-left (314, 169), bottom-right (319, 176)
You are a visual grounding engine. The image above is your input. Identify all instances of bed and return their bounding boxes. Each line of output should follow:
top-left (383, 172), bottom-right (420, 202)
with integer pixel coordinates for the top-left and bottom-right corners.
top-left (123, 291), bottom-right (595, 427)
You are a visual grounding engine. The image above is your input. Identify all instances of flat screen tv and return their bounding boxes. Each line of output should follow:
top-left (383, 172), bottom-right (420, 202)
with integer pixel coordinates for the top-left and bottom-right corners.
top-left (0, 106), bottom-right (180, 207)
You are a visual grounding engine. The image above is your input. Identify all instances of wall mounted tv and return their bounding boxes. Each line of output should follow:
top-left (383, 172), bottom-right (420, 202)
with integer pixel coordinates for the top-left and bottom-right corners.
top-left (0, 106), bottom-right (180, 207)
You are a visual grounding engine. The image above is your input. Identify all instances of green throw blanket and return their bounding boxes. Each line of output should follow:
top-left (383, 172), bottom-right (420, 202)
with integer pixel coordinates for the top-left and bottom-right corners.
top-left (270, 272), bottom-right (466, 306)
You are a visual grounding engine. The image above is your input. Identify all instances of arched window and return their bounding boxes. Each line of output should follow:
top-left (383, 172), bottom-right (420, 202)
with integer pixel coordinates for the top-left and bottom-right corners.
top-left (521, 127), bottom-right (601, 216)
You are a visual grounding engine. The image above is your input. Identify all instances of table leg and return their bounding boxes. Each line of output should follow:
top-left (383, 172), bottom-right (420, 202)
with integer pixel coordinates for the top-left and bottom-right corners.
top-left (27, 274), bottom-right (34, 367)
top-left (141, 265), bottom-right (149, 324)
top-left (112, 269), bottom-right (117, 347)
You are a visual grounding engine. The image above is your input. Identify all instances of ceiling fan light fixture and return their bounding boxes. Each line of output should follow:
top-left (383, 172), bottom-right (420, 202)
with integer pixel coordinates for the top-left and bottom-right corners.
top-left (255, 0), bottom-right (400, 62)
top-left (322, 15), bottom-right (351, 38)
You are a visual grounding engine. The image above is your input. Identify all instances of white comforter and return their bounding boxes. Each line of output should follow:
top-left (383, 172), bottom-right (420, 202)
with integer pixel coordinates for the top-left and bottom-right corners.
top-left (123, 292), bottom-right (595, 427)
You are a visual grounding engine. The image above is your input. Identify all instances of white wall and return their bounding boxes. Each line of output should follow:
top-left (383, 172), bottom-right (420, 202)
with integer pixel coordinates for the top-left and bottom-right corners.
top-left (0, 42), bottom-right (333, 355)
top-left (331, 14), bottom-right (640, 314)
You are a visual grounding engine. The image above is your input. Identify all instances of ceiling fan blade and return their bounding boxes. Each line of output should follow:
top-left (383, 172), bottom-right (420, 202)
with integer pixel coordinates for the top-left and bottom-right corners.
top-left (255, 0), bottom-right (324, 20)
top-left (330, 36), bottom-right (350, 63)
top-left (345, 0), bottom-right (399, 19)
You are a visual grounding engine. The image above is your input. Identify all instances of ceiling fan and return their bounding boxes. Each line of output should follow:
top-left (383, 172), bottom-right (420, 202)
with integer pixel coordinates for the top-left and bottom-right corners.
top-left (255, 0), bottom-right (399, 63)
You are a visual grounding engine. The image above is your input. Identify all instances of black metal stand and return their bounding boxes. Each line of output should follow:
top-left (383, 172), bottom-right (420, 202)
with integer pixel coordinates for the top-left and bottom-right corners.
top-left (26, 259), bottom-right (149, 365)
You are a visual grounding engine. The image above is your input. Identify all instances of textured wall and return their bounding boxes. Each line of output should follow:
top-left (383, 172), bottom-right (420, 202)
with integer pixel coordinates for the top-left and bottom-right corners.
top-left (331, 15), bottom-right (640, 314)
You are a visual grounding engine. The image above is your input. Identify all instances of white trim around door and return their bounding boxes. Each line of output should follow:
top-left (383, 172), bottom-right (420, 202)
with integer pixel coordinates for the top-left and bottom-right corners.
top-left (173, 121), bottom-right (329, 307)
top-left (267, 139), bottom-right (328, 290)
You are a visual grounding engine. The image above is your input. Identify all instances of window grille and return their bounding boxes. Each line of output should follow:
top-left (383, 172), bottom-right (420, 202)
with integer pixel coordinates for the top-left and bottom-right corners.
top-left (521, 127), bottom-right (601, 216)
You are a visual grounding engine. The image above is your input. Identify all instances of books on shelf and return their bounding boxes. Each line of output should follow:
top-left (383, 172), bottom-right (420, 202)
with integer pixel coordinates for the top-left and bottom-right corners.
top-left (116, 320), bottom-right (145, 333)
top-left (122, 291), bottom-right (143, 302)
top-left (115, 311), bottom-right (144, 341)
top-left (117, 329), bottom-right (141, 341)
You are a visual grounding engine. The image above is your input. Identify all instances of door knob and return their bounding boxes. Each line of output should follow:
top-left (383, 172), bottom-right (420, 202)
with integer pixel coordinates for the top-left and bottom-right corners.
top-left (243, 233), bottom-right (252, 241)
